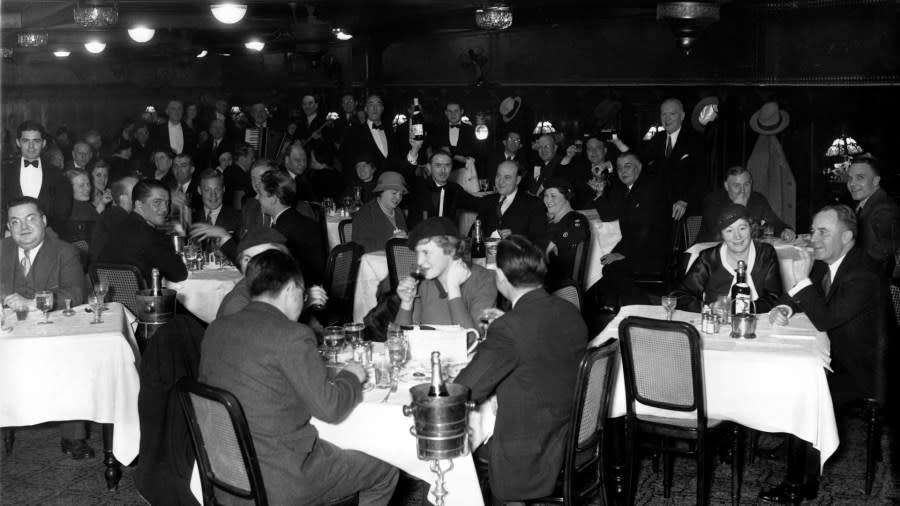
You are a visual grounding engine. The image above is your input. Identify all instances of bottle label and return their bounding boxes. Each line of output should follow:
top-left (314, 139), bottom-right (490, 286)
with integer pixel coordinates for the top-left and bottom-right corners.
top-left (411, 124), bottom-right (424, 137)
top-left (734, 295), bottom-right (751, 314)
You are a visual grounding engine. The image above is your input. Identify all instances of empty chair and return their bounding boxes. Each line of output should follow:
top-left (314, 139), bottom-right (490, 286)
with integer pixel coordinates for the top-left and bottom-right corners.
top-left (386, 237), bottom-right (417, 291)
top-left (89, 262), bottom-right (146, 315)
top-left (339, 219), bottom-right (353, 244)
top-left (323, 242), bottom-right (363, 324)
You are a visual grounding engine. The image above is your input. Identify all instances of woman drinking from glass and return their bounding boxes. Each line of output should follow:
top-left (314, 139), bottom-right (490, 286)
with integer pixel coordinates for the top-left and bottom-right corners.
top-left (352, 171), bottom-right (409, 253)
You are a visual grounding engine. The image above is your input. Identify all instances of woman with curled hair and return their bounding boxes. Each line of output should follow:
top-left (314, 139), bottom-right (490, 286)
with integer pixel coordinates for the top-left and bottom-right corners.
top-left (541, 178), bottom-right (590, 292)
top-left (671, 203), bottom-right (783, 312)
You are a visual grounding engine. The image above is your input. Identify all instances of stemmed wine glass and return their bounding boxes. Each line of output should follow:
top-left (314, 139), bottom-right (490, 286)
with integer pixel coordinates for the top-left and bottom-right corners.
top-left (386, 333), bottom-right (408, 384)
top-left (94, 280), bottom-right (109, 310)
top-left (324, 326), bottom-right (345, 364)
top-left (661, 295), bottom-right (678, 321)
top-left (184, 242), bottom-right (200, 271)
top-left (35, 290), bottom-right (54, 325)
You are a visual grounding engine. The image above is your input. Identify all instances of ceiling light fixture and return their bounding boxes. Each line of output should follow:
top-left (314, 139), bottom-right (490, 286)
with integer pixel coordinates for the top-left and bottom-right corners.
top-left (475, 4), bottom-right (513, 31)
top-left (73, 5), bottom-right (119, 28)
top-left (53, 50), bottom-right (71, 58)
top-left (84, 40), bottom-right (107, 54)
top-left (332, 28), bottom-right (353, 41)
top-left (127, 26), bottom-right (155, 43)
top-left (17, 31), bottom-right (49, 48)
top-left (211, 3), bottom-right (248, 24)
top-left (196, 50), bottom-right (208, 58)
top-left (244, 39), bottom-right (265, 51)
top-left (656, 2), bottom-right (720, 55)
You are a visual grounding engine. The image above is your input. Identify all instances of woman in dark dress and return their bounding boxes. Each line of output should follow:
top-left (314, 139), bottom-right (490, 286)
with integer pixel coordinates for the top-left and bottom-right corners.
top-left (542, 178), bottom-right (590, 292)
top-left (352, 171), bottom-right (409, 253)
top-left (671, 203), bottom-right (783, 312)
top-left (63, 169), bottom-right (104, 267)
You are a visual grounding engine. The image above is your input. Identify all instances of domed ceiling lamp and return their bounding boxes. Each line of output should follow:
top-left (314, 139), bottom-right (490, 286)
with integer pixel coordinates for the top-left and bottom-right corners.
top-left (656, 2), bottom-right (720, 55)
top-left (211, 3), bottom-right (248, 24)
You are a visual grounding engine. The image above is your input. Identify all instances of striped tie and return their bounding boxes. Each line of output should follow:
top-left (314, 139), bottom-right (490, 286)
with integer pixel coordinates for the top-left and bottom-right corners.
top-left (21, 250), bottom-right (31, 277)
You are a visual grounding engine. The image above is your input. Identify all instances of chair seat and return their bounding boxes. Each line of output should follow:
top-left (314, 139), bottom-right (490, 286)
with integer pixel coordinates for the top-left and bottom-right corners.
top-left (636, 414), bottom-right (725, 439)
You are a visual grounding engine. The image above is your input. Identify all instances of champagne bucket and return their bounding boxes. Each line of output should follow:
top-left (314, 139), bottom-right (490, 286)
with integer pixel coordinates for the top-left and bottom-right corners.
top-left (402, 383), bottom-right (474, 460)
top-left (135, 288), bottom-right (177, 324)
top-left (730, 313), bottom-right (758, 339)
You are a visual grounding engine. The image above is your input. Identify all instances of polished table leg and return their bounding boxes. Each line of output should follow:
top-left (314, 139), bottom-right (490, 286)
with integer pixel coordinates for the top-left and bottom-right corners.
top-left (605, 416), bottom-right (629, 505)
top-left (102, 424), bottom-right (121, 490)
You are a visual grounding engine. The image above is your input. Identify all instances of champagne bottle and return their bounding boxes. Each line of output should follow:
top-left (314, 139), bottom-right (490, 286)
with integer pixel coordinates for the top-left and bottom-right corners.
top-left (151, 268), bottom-right (161, 296)
top-left (411, 97), bottom-right (425, 141)
top-left (471, 219), bottom-right (486, 266)
top-left (730, 260), bottom-right (751, 315)
top-left (428, 351), bottom-right (449, 397)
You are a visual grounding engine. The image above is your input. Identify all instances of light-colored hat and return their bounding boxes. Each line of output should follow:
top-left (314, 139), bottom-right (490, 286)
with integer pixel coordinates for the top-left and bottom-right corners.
top-left (749, 101), bottom-right (790, 135)
top-left (498, 96), bottom-right (522, 122)
top-left (691, 96), bottom-right (719, 133)
top-left (373, 171), bottom-right (407, 194)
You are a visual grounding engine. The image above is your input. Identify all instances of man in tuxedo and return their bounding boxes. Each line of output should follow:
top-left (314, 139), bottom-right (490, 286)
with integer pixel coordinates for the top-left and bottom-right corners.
top-left (90, 175), bottom-right (138, 263)
top-left (0, 121), bottom-right (73, 232)
top-left (152, 100), bottom-right (197, 157)
top-left (643, 98), bottom-right (705, 220)
top-left (593, 152), bottom-right (669, 306)
top-left (1, 197), bottom-right (91, 458)
top-left (407, 151), bottom-right (483, 229)
top-left (846, 156), bottom-right (900, 277)
top-left (242, 102), bottom-right (285, 161)
top-left (258, 170), bottom-right (326, 285)
top-left (528, 134), bottom-right (562, 195)
top-left (98, 179), bottom-right (187, 285)
top-left (341, 94), bottom-right (406, 174)
top-left (333, 92), bottom-right (360, 149)
top-left (455, 235), bottom-right (587, 503)
top-left (478, 160), bottom-right (547, 245)
top-left (762, 204), bottom-right (894, 503)
top-left (198, 118), bottom-right (230, 171)
top-left (487, 131), bottom-right (528, 183)
top-left (431, 101), bottom-right (476, 170)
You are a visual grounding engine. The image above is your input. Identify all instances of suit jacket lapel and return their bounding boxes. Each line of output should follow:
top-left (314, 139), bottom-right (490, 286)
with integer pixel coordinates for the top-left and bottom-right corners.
top-left (30, 239), bottom-right (55, 291)
top-left (0, 240), bottom-right (17, 291)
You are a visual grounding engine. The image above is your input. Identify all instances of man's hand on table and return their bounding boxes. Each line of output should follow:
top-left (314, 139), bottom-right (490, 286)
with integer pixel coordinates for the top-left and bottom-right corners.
top-left (342, 361), bottom-right (367, 383)
top-left (768, 305), bottom-right (792, 326)
top-left (3, 293), bottom-right (34, 311)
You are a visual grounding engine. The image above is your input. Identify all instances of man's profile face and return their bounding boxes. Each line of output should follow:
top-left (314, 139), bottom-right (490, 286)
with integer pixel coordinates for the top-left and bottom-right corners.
top-left (810, 209), bottom-right (851, 265)
top-left (200, 177), bottom-right (225, 210)
top-left (251, 166), bottom-right (273, 194)
top-left (724, 172), bottom-right (752, 206)
top-left (7, 202), bottom-right (47, 250)
top-left (153, 152), bottom-right (173, 174)
top-left (135, 188), bottom-right (170, 227)
top-left (251, 104), bottom-right (268, 125)
top-left (17, 130), bottom-right (46, 161)
top-left (585, 138), bottom-right (606, 165)
top-left (847, 162), bottom-right (880, 203)
top-left (502, 133), bottom-right (521, 153)
top-left (173, 157), bottom-right (194, 184)
top-left (365, 96), bottom-right (384, 123)
top-left (415, 239), bottom-right (452, 281)
top-left (72, 142), bottom-right (93, 167)
top-left (660, 100), bottom-right (684, 134)
top-left (445, 103), bottom-right (463, 125)
top-left (430, 154), bottom-right (452, 185)
top-left (301, 95), bottom-right (318, 116)
top-left (616, 155), bottom-right (642, 187)
top-left (166, 101), bottom-right (183, 123)
top-left (285, 145), bottom-right (307, 175)
top-left (536, 135), bottom-right (557, 162)
top-left (495, 161), bottom-right (521, 196)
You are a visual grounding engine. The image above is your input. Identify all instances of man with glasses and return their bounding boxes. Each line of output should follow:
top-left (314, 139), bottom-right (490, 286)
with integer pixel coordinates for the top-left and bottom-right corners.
top-left (1, 196), bottom-right (89, 459)
top-left (487, 131), bottom-right (528, 184)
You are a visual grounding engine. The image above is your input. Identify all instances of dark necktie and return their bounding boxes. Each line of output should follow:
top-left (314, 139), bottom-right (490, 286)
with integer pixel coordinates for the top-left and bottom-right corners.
top-left (206, 210), bottom-right (213, 224)
top-left (24, 159), bottom-right (38, 168)
top-left (371, 123), bottom-right (383, 130)
top-left (496, 195), bottom-right (506, 220)
top-left (665, 135), bottom-right (673, 158)
top-left (856, 204), bottom-right (863, 217)
top-left (821, 269), bottom-right (832, 295)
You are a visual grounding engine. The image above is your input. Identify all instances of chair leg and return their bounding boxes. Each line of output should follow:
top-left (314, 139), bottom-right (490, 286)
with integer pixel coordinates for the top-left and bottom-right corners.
top-left (696, 439), bottom-right (707, 506)
top-left (2, 428), bottom-right (14, 454)
top-left (663, 438), bottom-right (673, 498)
top-left (731, 425), bottom-right (743, 506)
top-left (865, 402), bottom-right (881, 496)
top-left (623, 420), bottom-right (637, 506)
top-left (747, 429), bottom-right (759, 465)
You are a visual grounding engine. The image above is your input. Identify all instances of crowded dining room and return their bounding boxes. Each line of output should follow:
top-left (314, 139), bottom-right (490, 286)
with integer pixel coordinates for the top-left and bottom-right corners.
top-left (1, 0), bottom-right (899, 504)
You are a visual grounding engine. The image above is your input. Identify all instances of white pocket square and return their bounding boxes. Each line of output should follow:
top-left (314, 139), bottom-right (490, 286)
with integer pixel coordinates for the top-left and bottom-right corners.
top-left (680, 154), bottom-right (690, 160)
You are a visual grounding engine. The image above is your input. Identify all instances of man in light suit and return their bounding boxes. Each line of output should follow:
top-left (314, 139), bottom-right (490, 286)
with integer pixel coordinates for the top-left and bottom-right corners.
top-left (200, 249), bottom-right (398, 505)
top-left (846, 156), bottom-right (900, 277)
top-left (1, 197), bottom-right (91, 459)
top-left (456, 235), bottom-right (587, 503)
top-left (0, 121), bottom-right (73, 233)
top-left (478, 160), bottom-right (548, 246)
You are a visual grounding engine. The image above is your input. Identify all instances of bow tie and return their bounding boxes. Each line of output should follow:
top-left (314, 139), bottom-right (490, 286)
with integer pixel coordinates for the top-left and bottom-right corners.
top-left (449, 124), bottom-right (460, 129)
top-left (23, 159), bottom-right (38, 168)
top-left (371, 123), bottom-right (383, 130)
top-left (431, 184), bottom-right (446, 192)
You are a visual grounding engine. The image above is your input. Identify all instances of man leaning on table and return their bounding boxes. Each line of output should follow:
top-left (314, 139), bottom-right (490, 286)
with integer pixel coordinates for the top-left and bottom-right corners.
top-left (455, 235), bottom-right (588, 505)
top-left (0, 196), bottom-right (93, 459)
top-left (200, 249), bottom-right (398, 505)
top-left (761, 204), bottom-right (894, 504)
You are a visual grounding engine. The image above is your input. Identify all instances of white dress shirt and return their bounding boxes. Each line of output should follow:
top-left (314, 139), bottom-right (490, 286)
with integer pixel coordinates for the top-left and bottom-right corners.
top-left (499, 189), bottom-right (517, 216)
top-left (368, 120), bottom-right (389, 158)
top-left (449, 124), bottom-right (460, 147)
top-left (168, 122), bottom-right (184, 154)
top-left (19, 158), bottom-right (42, 198)
top-left (18, 242), bottom-right (43, 276)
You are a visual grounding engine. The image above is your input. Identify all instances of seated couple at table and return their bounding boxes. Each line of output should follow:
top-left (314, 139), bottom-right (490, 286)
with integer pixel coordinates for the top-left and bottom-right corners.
top-left (0, 196), bottom-right (94, 459)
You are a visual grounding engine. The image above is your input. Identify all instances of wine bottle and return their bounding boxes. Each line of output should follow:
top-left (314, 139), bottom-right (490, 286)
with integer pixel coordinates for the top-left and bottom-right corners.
top-left (411, 98), bottom-right (425, 141)
top-left (151, 268), bottom-right (162, 296)
top-left (730, 260), bottom-right (751, 315)
top-left (471, 219), bottom-right (486, 266)
top-left (428, 351), bottom-right (449, 397)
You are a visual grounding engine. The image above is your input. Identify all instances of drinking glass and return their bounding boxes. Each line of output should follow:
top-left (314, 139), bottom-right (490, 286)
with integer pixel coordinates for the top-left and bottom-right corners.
top-left (184, 243), bottom-right (200, 271)
top-left (661, 295), bottom-right (677, 321)
top-left (94, 280), bottom-right (109, 310)
top-left (62, 298), bottom-right (75, 317)
top-left (324, 326), bottom-right (345, 364)
top-left (343, 322), bottom-right (365, 348)
top-left (35, 290), bottom-right (54, 325)
top-left (386, 335), bottom-right (408, 384)
top-left (410, 265), bottom-right (426, 282)
top-left (714, 295), bottom-right (732, 325)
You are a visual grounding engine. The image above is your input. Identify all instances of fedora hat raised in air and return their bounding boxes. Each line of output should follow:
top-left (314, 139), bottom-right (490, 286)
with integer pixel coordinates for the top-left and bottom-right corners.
top-left (498, 96), bottom-right (522, 123)
top-left (691, 95), bottom-right (719, 133)
top-left (749, 101), bottom-right (790, 135)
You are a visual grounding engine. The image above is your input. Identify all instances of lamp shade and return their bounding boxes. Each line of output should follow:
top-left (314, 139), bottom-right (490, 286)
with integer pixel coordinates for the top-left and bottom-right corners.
top-left (211, 3), bottom-right (247, 24)
top-left (128, 26), bottom-right (155, 43)
top-left (84, 40), bottom-right (106, 54)
top-left (244, 40), bottom-right (265, 51)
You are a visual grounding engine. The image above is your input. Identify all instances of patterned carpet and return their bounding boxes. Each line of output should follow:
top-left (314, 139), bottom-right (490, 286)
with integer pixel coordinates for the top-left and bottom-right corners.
top-left (1, 415), bottom-right (898, 505)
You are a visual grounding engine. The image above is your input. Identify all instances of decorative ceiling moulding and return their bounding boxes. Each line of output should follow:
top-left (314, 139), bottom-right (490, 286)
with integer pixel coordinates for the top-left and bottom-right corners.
top-left (73, 4), bottom-right (119, 28)
top-left (759, 0), bottom-right (889, 10)
top-left (656, 2), bottom-right (720, 55)
top-left (475, 4), bottom-right (513, 31)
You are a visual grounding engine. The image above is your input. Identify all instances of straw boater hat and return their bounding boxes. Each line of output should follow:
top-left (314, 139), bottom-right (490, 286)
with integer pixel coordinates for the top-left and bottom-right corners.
top-left (691, 96), bottom-right (719, 133)
top-left (498, 96), bottom-right (522, 123)
top-left (749, 102), bottom-right (790, 135)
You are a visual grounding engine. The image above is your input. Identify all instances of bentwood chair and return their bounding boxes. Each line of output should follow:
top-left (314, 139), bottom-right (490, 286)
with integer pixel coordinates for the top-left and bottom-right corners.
top-left (889, 284), bottom-right (900, 327)
top-left (618, 316), bottom-right (742, 506)
top-left (552, 282), bottom-right (583, 311)
top-left (176, 378), bottom-right (268, 505)
top-left (679, 216), bottom-right (703, 250)
top-left (89, 262), bottom-right (147, 315)
top-left (530, 339), bottom-right (619, 505)
top-left (571, 238), bottom-right (590, 294)
top-left (338, 219), bottom-right (353, 244)
top-left (323, 242), bottom-right (363, 324)
top-left (386, 237), bottom-right (417, 291)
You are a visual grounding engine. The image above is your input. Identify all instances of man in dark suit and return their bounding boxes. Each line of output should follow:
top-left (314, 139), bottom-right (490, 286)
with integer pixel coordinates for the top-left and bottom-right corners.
top-left (846, 157), bottom-right (900, 277)
top-left (152, 100), bottom-right (197, 157)
top-left (98, 179), bottom-right (188, 285)
top-left (527, 134), bottom-right (563, 195)
top-left (594, 152), bottom-right (670, 306)
top-left (240, 102), bottom-right (285, 161)
top-left (430, 100), bottom-right (477, 170)
top-left (170, 153), bottom-right (201, 215)
top-left (64, 140), bottom-right (94, 172)
top-left (197, 118), bottom-right (230, 171)
top-left (333, 92), bottom-right (360, 149)
top-left (1, 196), bottom-right (91, 458)
top-left (642, 98), bottom-right (706, 220)
top-left (762, 204), bottom-right (894, 503)
top-left (341, 94), bottom-right (408, 174)
top-left (296, 94), bottom-right (329, 148)
top-left (188, 169), bottom-right (243, 265)
top-left (223, 143), bottom-right (256, 210)
top-left (90, 175), bottom-right (139, 263)
top-left (478, 160), bottom-right (547, 245)
top-left (259, 170), bottom-right (326, 285)
top-left (200, 249), bottom-right (398, 505)
top-left (407, 151), bottom-right (483, 229)
top-left (0, 121), bottom-right (73, 233)
top-left (486, 131), bottom-right (528, 184)
top-left (456, 235), bottom-right (587, 503)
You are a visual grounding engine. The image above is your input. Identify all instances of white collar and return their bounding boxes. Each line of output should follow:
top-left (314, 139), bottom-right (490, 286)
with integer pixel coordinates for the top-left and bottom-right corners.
top-left (18, 241), bottom-right (44, 263)
top-left (828, 252), bottom-right (848, 282)
top-left (667, 127), bottom-right (682, 146)
top-left (500, 188), bottom-right (517, 202)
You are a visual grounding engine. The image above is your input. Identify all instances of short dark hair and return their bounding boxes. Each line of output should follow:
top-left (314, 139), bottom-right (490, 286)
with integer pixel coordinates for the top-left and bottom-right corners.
top-left (198, 168), bottom-right (223, 184)
top-left (132, 178), bottom-right (169, 204)
top-left (496, 235), bottom-right (546, 287)
top-left (429, 150), bottom-right (452, 164)
top-left (174, 153), bottom-right (193, 165)
top-left (249, 249), bottom-right (305, 298)
top-left (152, 147), bottom-right (175, 159)
top-left (725, 165), bottom-right (750, 179)
top-left (110, 175), bottom-right (138, 203)
top-left (616, 151), bottom-right (641, 165)
top-left (6, 196), bottom-right (44, 216)
top-left (849, 154), bottom-right (881, 177)
top-left (445, 100), bottom-right (464, 110)
top-left (17, 120), bottom-right (46, 139)
top-left (260, 170), bottom-right (296, 206)
top-left (819, 204), bottom-right (857, 240)
top-left (65, 168), bottom-right (90, 184)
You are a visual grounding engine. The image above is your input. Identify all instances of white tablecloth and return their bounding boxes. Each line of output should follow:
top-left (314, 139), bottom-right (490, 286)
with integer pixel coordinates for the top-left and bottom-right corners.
top-left (166, 267), bottom-right (242, 323)
top-left (589, 305), bottom-right (839, 469)
top-left (326, 214), bottom-right (346, 250)
top-left (353, 252), bottom-right (389, 322)
top-left (684, 239), bottom-right (807, 292)
top-left (0, 303), bottom-right (141, 463)
top-left (579, 209), bottom-right (622, 289)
